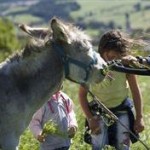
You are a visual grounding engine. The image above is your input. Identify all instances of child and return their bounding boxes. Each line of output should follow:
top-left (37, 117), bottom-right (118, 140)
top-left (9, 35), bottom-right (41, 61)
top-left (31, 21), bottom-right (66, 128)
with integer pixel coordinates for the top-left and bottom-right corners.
top-left (79, 30), bottom-right (144, 150)
top-left (29, 90), bottom-right (78, 150)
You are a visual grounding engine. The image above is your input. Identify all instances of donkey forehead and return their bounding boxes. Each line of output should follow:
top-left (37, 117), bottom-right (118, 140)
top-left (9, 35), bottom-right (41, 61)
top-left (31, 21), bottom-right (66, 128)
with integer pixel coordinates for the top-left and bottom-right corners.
top-left (69, 42), bottom-right (94, 63)
top-left (73, 40), bottom-right (92, 53)
top-left (69, 31), bottom-right (93, 54)
top-left (68, 28), bottom-right (91, 44)
top-left (69, 30), bottom-right (92, 52)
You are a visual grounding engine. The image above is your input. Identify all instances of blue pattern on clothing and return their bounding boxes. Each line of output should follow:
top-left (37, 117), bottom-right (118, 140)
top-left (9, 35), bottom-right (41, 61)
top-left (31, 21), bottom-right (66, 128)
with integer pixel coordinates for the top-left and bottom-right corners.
top-left (109, 97), bottom-right (139, 144)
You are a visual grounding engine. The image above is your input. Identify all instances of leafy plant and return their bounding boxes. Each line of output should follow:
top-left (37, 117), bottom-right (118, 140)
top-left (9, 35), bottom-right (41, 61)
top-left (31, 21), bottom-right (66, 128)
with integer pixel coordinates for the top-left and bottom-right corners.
top-left (0, 17), bottom-right (20, 61)
top-left (42, 120), bottom-right (68, 138)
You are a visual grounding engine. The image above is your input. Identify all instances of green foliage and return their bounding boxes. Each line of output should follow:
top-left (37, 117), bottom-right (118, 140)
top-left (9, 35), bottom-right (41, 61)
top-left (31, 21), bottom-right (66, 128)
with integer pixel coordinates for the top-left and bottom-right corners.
top-left (0, 18), bottom-right (20, 61)
top-left (42, 120), bottom-right (68, 138)
top-left (18, 129), bottom-right (39, 150)
top-left (1, 0), bottom-right (150, 37)
top-left (18, 79), bottom-right (150, 150)
top-left (18, 120), bottom-right (69, 150)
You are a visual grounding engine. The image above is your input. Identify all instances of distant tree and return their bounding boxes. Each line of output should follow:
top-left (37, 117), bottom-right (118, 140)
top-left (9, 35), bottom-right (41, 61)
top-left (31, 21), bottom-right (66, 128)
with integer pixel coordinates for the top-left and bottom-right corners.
top-left (108, 21), bottom-right (115, 29)
top-left (125, 13), bottom-right (132, 33)
top-left (28, 0), bottom-right (80, 22)
top-left (134, 2), bottom-right (141, 12)
top-left (0, 18), bottom-right (20, 61)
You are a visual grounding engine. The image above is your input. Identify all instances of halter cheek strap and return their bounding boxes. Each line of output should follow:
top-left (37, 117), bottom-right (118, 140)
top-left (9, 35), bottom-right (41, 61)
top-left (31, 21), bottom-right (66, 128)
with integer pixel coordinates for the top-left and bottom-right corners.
top-left (52, 42), bottom-right (98, 84)
top-left (64, 52), bottom-right (98, 83)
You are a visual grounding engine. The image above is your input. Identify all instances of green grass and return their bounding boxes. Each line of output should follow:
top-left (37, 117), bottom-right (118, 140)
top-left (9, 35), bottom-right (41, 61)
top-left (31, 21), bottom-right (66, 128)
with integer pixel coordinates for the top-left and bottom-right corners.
top-left (19, 77), bottom-right (150, 150)
top-left (70, 0), bottom-right (150, 34)
top-left (137, 76), bottom-right (150, 112)
top-left (7, 14), bottom-right (43, 25)
top-left (2, 0), bottom-right (150, 34)
top-left (2, 6), bottom-right (29, 15)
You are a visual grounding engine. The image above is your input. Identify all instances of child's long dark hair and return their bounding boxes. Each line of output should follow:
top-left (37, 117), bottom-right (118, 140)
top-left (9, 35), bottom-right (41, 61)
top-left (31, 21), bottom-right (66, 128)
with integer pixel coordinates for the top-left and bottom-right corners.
top-left (98, 30), bottom-right (145, 56)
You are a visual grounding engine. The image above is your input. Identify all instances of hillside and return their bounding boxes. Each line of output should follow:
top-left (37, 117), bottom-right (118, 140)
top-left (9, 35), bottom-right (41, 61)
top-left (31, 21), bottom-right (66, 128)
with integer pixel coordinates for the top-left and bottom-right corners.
top-left (1, 0), bottom-right (150, 37)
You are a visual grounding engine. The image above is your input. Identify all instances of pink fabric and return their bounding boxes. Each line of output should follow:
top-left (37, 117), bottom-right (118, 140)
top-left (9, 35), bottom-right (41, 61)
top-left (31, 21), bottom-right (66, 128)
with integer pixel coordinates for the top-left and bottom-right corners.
top-left (29, 107), bottom-right (44, 138)
top-left (51, 91), bottom-right (60, 100)
top-left (29, 91), bottom-right (77, 140)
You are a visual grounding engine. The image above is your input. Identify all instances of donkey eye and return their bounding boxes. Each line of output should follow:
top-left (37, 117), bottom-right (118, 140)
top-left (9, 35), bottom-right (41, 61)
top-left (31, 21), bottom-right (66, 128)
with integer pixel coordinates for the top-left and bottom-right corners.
top-left (74, 42), bottom-right (81, 50)
top-left (60, 31), bottom-right (64, 36)
top-left (76, 44), bottom-right (81, 49)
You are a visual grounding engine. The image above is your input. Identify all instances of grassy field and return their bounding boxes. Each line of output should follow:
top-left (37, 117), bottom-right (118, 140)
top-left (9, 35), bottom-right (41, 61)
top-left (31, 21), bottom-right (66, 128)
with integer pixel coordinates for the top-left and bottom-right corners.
top-left (2, 1), bottom-right (150, 34)
top-left (18, 76), bottom-right (150, 150)
top-left (71, 0), bottom-right (150, 31)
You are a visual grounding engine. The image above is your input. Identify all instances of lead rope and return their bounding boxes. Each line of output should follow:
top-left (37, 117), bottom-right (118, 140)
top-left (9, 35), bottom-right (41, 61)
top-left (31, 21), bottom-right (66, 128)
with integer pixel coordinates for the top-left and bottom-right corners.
top-left (88, 90), bottom-right (150, 150)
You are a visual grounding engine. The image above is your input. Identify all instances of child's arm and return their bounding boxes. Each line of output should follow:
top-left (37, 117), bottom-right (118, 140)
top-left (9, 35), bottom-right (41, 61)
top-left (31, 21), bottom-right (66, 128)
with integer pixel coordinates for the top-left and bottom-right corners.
top-left (121, 55), bottom-right (137, 65)
top-left (66, 96), bottom-right (78, 138)
top-left (127, 74), bottom-right (145, 133)
top-left (29, 106), bottom-right (45, 140)
top-left (78, 85), bottom-right (93, 120)
top-left (78, 85), bottom-right (100, 135)
top-left (121, 55), bottom-right (150, 67)
top-left (68, 100), bottom-right (78, 128)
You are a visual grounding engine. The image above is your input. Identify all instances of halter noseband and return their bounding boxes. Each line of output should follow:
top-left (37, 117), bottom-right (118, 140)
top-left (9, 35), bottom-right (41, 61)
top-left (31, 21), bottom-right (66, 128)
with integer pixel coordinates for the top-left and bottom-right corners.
top-left (52, 42), bottom-right (98, 84)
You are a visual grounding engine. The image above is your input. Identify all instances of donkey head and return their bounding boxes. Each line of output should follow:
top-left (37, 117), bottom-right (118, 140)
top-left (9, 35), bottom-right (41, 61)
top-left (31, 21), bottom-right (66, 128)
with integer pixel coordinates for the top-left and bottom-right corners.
top-left (19, 17), bottom-right (107, 84)
top-left (50, 18), bottom-right (107, 84)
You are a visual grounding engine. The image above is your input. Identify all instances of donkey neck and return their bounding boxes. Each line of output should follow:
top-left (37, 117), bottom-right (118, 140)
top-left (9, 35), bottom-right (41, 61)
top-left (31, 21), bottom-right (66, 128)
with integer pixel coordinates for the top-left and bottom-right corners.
top-left (1, 46), bottom-right (64, 109)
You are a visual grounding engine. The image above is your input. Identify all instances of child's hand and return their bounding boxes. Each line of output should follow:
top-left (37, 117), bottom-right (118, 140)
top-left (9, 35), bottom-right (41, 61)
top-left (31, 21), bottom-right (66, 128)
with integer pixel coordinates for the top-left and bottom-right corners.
top-left (37, 133), bottom-right (46, 143)
top-left (134, 118), bottom-right (145, 133)
top-left (68, 126), bottom-right (77, 138)
top-left (88, 116), bottom-right (101, 135)
top-left (121, 55), bottom-right (137, 65)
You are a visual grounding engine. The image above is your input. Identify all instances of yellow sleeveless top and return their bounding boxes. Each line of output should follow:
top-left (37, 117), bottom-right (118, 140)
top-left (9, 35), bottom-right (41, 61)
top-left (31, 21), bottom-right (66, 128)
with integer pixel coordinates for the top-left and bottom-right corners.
top-left (90, 71), bottom-right (129, 108)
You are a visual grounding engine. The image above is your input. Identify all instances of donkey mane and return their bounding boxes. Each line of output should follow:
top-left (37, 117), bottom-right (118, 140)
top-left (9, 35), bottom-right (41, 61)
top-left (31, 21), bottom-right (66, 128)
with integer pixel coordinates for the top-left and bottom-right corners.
top-left (51, 18), bottom-right (91, 41)
top-left (3, 38), bottom-right (49, 77)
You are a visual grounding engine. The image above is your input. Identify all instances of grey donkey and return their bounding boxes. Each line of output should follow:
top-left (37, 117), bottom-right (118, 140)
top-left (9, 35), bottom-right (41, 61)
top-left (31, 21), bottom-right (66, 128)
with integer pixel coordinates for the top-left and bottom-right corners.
top-left (0, 17), bottom-right (107, 149)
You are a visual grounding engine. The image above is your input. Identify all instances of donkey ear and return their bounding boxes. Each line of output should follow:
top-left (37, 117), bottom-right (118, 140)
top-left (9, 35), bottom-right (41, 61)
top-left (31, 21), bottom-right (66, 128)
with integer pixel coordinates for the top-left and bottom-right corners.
top-left (51, 18), bottom-right (71, 44)
top-left (18, 24), bottom-right (49, 39)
